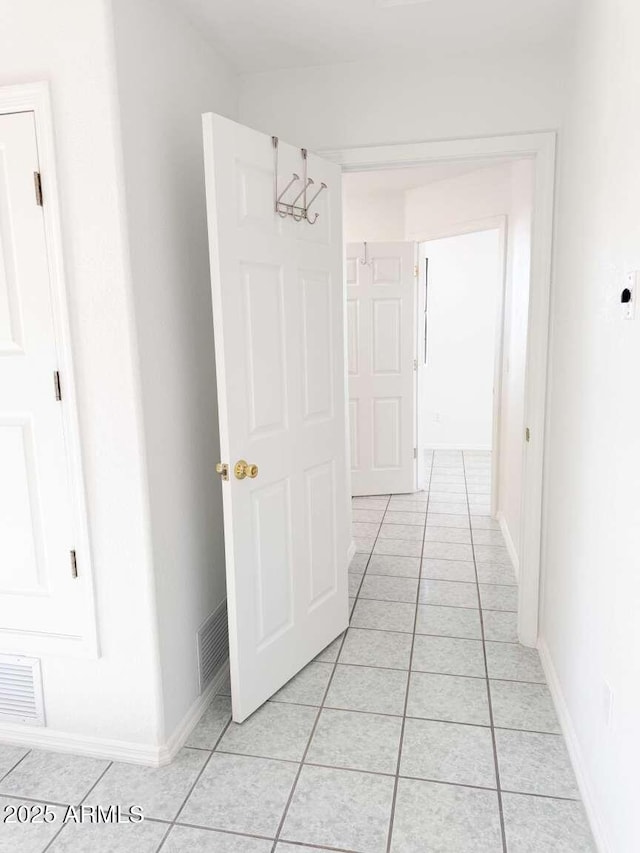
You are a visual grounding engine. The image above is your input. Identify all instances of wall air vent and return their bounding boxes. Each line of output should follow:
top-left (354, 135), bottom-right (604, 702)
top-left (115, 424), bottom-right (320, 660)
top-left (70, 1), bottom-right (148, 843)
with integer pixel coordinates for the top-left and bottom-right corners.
top-left (196, 599), bottom-right (228, 694)
top-left (0, 655), bottom-right (45, 726)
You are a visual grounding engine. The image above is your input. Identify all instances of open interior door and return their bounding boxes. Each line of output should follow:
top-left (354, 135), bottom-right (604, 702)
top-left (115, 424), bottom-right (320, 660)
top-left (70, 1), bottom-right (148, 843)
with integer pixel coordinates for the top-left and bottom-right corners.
top-left (346, 241), bottom-right (417, 496)
top-left (203, 114), bottom-right (350, 722)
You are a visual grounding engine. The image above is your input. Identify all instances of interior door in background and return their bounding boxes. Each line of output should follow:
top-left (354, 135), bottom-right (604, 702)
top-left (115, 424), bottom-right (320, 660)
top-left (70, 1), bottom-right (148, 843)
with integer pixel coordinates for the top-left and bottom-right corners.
top-left (0, 111), bottom-right (83, 641)
top-left (203, 113), bottom-right (350, 722)
top-left (346, 241), bottom-right (417, 496)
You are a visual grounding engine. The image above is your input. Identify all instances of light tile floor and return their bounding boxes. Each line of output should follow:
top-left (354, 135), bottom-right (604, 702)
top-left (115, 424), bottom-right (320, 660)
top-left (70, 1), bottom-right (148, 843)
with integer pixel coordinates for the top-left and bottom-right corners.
top-left (0, 450), bottom-right (596, 852)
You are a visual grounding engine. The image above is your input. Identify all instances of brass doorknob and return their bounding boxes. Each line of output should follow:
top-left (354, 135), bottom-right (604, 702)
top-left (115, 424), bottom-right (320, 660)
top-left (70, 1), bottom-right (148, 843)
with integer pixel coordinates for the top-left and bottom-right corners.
top-left (234, 459), bottom-right (259, 480)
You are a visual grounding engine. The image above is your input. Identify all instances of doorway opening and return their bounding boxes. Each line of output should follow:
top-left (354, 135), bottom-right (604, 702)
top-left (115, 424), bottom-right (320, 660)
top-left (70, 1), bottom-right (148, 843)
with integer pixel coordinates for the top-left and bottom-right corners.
top-left (336, 135), bottom-right (552, 649)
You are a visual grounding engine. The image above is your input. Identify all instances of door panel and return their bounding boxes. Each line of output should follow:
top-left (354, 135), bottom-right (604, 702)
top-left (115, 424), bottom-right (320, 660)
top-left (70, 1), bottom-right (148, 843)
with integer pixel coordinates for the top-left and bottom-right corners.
top-left (0, 111), bottom-right (82, 638)
top-left (347, 242), bottom-right (417, 496)
top-left (203, 114), bottom-right (350, 722)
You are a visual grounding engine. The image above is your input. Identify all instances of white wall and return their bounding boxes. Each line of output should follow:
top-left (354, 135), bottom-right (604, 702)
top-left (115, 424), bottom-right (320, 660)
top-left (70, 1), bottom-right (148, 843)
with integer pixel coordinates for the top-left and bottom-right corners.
top-left (239, 50), bottom-right (567, 150)
top-left (541, 1), bottom-right (640, 850)
top-left (405, 165), bottom-right (512, 239)
top-left (110, 0), bottom-right (238, 742)
top-left (420, 230), bottom-right (500, 450)
top-left (0, 0), bottom-right (162, 748)
top-left (344, 190), bottom-right (404, 243)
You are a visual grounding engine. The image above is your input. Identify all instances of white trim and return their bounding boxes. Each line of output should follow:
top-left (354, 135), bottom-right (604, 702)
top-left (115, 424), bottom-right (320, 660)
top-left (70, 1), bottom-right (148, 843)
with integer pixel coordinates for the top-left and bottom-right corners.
top-left (158, 660), bottom-right (229, 765)
top-left (496, 510), bottom-right (519, 581)
top-left (0, 661), bottom-right (229, 767)
top-left (0, 82), bottom-right (98, 658)
top-left (411, 241), bottom-right (420, 492)
top-left (538, 640), bottom-right (611, 853)
top-left (0, 723), bottom-right (163, 766)
top-left (325, 132), bottom-right (556, 648)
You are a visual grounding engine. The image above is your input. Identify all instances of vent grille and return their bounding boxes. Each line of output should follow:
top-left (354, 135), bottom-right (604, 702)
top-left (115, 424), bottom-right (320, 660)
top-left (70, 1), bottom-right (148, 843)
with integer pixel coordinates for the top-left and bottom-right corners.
top-left (0, 655), bottom-right (45, 726)
top-left (196, 600), bottom-right (228, 694)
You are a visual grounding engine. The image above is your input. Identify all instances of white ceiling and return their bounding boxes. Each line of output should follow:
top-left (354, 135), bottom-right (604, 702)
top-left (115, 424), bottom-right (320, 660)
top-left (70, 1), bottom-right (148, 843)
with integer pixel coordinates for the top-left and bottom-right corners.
top-left (175, 0), bottom-right (576, 74)
top-left (343, 160), bottom-right (513, 195)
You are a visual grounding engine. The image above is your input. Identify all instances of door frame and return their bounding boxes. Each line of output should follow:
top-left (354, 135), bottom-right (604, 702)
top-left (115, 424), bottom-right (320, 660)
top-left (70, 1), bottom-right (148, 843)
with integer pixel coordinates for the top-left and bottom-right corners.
top-left (0, 82), bottom-right (98, 657)
top-left (414, 216), bottom-right (508, 519)
top-left (324, 132), bottom-right (556, 648)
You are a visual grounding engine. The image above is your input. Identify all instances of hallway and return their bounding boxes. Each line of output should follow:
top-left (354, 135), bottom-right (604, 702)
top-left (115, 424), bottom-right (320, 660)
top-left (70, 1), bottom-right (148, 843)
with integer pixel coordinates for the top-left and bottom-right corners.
top-left (0, 452), bottom-right (595, 852)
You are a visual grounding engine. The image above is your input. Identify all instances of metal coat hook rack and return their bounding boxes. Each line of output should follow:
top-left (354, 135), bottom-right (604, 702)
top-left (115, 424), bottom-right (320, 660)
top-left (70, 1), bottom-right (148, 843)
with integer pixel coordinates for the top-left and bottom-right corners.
top-left (273, 136), bottom-right (327, 224)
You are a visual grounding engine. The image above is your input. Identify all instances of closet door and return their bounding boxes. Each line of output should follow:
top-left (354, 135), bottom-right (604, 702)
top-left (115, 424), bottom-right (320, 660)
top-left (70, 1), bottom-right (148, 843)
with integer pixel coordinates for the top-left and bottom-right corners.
top-left (0, 111), bottom-right (85, 648)
top-left (347, 241), bottom-right (417, 496)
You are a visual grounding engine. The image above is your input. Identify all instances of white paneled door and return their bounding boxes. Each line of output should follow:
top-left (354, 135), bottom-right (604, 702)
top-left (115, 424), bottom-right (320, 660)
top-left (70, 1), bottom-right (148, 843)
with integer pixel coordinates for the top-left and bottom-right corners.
top-left (0, 111), bottom-right (82, 639)
top-left (203, 114), bottom-right (350, 722)
top-left (347, 242), bottom-right (417, 496)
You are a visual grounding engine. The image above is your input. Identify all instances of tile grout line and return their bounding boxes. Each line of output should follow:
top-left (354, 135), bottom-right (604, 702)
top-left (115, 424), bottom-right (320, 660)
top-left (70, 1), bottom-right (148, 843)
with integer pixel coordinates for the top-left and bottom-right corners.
top-left (267, 664), bottom-right (545, 685)
top-left (268, 495), bottom-right (393, 853)
top-left (361, 570), bottom-right (517, 586)
top-left (78, 760), bottom-right (114, 805)
top-left (332, 623), bottom-right (520, 644)
top-left (0, 748), bottom-right (32, 786)
top-left (384, 454), bottom-right (434, 853)
top-left (155, 716), bottom-right (235, 852)
top-left (462, 450), bottom-right (508, 853)
top-left (357, 591), bottom-right (517, 611)
top-left (208, 704), bottom-right (562, 736)
top-left (40, 760), bottom-right (115, 852)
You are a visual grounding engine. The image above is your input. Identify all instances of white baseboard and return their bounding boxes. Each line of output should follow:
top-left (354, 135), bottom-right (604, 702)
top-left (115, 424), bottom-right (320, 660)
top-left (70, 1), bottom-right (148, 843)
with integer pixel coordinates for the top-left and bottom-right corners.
top-left (538, 640), bottom-right (611, 853)
top-left (158, 659), bottom-right (229, 766)
top-left (0, 661), bottom-right (229, 767)
top-left (496, 510), bottom-right (519, 581)
top-left (347, 541), bottom-right (356, 563)
top-left (0, 722), bottom-right (163, 766)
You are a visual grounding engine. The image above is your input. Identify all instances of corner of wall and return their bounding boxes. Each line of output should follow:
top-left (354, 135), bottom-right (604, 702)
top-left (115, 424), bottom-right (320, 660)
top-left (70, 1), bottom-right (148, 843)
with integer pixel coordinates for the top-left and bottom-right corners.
top-left (100, 0), bottom-right (167, 745)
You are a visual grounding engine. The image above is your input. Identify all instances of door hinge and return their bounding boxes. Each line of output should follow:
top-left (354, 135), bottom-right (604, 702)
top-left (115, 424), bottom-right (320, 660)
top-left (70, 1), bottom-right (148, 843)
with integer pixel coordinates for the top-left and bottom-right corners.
top-left (525, 427), bottom-right (531, 442)
top-left (53, 370), bottom-right (62, 401)
top-left (413, 447), bottom-right (417, 459)
top-left (34, 171), bottom-right (43, 206)
top-left (413, 358), bottom-right (418, 371)
top-left (414, 264), bottom-right (418, 277)
top-left (70, 550), bottom-right (78, 579)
